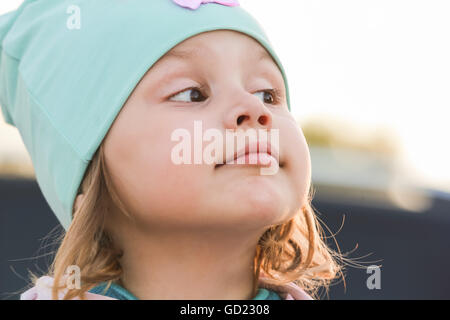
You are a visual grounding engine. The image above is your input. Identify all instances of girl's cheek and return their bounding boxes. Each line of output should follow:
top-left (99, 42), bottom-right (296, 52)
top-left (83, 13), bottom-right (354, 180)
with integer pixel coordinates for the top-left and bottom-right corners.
top-left (298, 144), bottom-right (312, 203)
top-left (283, 124), bottom-right (312, 196)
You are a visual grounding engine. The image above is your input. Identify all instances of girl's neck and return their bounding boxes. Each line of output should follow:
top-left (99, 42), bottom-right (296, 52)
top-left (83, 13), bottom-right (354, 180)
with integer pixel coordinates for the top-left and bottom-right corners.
top-left (113, 225), bottom-right (264, 299)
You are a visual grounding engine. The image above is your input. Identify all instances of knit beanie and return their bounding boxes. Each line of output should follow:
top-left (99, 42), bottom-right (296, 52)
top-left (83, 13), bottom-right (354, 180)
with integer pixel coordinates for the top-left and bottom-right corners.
top-left (0, 0), bottom-right (291, 230)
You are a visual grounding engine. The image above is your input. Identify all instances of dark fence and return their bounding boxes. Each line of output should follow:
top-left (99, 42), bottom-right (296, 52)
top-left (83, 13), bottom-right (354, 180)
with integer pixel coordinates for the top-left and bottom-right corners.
top-left (1, 177), bottom-right (449, 299)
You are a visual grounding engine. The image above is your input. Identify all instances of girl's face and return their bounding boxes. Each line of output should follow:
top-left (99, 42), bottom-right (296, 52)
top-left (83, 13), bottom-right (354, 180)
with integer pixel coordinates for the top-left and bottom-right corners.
top-left (102, 30), bottom-right (311, 234)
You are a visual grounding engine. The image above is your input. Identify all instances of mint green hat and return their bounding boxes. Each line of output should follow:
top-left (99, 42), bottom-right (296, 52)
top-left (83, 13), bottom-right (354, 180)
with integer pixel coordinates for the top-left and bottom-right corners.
top-left (0, 0), bottom-right (291, 231)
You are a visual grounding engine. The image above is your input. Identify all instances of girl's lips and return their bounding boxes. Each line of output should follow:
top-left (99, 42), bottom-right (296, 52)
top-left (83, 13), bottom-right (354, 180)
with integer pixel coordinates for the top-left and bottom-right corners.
top-left (215, 139), bottom-right (280, 168)
top-left (215, 152), bottom-right (278, 168)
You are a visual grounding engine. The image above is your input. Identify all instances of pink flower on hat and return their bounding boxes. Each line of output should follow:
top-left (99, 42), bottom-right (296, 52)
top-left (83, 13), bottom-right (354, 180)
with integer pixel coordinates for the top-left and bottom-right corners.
top-left (173, 0), bottom-right (240, 10)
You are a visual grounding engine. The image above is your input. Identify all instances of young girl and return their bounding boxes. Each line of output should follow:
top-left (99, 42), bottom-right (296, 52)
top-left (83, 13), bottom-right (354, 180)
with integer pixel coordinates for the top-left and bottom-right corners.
top-left (0, 0), bottom-right (343, 300)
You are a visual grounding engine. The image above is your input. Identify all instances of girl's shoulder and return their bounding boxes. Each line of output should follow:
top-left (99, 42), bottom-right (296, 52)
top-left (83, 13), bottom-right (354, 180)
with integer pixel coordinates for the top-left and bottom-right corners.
top-left (19, 276), bottom-right (116, 300)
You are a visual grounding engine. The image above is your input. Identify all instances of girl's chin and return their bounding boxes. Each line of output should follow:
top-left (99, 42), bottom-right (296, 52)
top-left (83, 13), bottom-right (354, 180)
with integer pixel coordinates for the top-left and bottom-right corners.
top-left (226, 189), bottom-right (286, 217)
top-left (224, 175), bottom-right (286, 196)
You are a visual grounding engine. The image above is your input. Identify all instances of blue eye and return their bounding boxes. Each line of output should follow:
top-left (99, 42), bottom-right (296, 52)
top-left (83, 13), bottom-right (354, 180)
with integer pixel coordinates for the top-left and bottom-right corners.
top-left (169, 87), bottom-right (207, 103)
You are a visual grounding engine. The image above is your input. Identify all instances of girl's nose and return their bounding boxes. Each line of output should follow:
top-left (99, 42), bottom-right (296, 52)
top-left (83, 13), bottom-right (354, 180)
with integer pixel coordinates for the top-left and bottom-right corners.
top-left (222, 92), bottom-right (273, 131)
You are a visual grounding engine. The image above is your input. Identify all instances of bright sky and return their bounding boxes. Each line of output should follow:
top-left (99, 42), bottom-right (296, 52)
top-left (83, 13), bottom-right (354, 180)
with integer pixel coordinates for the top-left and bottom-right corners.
top-left (1, 0), bottom-right (449, 192)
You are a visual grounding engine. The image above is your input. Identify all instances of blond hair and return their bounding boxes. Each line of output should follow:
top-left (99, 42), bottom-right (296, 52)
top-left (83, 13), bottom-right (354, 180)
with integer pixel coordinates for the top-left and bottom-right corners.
top-left (29, 142), bottom-right (346, 300)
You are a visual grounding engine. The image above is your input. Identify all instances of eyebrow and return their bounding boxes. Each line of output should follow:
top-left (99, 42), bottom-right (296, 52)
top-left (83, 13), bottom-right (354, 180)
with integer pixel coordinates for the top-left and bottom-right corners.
top-left (163, 48), bottom-right (198, 60)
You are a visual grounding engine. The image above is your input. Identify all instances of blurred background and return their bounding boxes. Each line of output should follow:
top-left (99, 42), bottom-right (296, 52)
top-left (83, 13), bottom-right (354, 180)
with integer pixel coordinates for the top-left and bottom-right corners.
top-left (1, 0), bottom-right (449, 299)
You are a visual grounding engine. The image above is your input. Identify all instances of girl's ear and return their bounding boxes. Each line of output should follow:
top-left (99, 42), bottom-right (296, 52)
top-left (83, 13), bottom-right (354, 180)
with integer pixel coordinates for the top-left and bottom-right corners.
top-left (74, 194), bottom-right (85, 212)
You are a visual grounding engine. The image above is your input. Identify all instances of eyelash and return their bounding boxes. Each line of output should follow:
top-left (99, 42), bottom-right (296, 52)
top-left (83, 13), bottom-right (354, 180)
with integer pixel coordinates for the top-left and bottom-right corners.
top-left (168, 87), bottom-right (283, 105)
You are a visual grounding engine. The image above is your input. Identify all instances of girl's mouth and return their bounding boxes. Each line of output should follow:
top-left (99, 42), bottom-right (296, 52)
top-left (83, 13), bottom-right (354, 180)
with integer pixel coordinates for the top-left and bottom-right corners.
top-left (215, 152), bottom-right (278, 168)
top-left (214, 139), bottom-right (283, 169)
